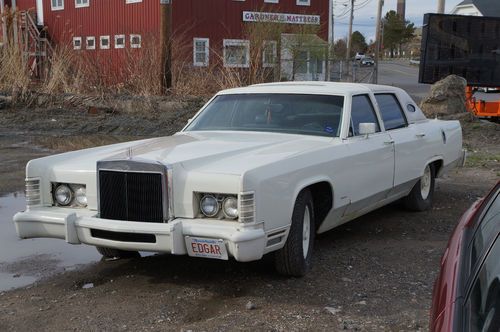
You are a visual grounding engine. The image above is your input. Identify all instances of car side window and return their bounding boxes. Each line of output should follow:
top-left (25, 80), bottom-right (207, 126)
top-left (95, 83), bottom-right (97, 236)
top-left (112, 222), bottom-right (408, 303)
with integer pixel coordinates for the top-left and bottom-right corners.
top-left (470, 190), bottom-right (500, 272)
top-left (466, 235), bottom-right (500, 332)
top-left (375, 94), bottom-right (408, 130)
top-left (350, 95), bottom-right (380, 136)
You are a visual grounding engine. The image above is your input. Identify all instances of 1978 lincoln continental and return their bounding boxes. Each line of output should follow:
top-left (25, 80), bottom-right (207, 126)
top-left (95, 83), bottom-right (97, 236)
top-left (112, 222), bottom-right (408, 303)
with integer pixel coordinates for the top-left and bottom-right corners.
top-left (14, 82), bottom-right (465, 276)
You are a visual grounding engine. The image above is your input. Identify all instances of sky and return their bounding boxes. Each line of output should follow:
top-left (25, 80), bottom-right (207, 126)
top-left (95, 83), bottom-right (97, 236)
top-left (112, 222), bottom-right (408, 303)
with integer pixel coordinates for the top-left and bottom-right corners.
top-left (333, 0), bottom-right (464, 42)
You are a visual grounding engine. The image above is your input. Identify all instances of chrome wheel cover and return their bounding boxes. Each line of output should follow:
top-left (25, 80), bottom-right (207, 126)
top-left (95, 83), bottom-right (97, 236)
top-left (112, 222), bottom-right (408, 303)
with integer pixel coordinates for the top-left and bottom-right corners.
top-left (421, 165), bottom-right (431, 200)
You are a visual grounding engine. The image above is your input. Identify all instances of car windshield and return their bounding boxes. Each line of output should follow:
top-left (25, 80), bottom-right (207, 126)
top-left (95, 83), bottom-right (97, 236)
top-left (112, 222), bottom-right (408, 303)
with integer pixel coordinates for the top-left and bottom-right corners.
top-left (185, 93), bottom-right (345, 137)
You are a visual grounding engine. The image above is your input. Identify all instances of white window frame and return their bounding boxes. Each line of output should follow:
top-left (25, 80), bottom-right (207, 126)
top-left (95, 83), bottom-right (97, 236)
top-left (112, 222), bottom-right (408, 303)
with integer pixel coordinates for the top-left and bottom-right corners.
top-left (75, 0), bottom-right (89, 8)
top-left (223, 39), bottom-right (250, 68)
top-left (296, 0), bottom-right (310, 6)
top-left (73, 37), bottom-right (82, 50)
top-left (51, 0), bottom-right (64, 11)
top-left (100, 35), bottom-right (110, 49)
top-left (262, 40), bottom-right (277, 67)
top-left (114, 35), bottom-right (126, 49)
top-left (264, 0), bottom-right (279, 3)
top-left (193, 38), bottom-right (209, 67)
top-left (125, 0), bottom-right (142, 3)
top-left (130, 34), bottom-right (142, 48)
top-left (86, 36), bottom-right (95, 50)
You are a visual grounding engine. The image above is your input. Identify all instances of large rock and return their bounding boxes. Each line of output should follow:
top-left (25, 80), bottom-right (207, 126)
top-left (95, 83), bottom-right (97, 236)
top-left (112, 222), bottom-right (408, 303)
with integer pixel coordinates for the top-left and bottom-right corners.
top-left (420, 75), bottom-right (467, 117)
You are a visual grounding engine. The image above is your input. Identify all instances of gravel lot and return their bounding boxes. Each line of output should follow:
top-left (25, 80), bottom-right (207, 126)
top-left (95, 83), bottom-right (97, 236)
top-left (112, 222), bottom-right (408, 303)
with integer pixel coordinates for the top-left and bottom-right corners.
top-left (0, 105), bottom-right (498, 331)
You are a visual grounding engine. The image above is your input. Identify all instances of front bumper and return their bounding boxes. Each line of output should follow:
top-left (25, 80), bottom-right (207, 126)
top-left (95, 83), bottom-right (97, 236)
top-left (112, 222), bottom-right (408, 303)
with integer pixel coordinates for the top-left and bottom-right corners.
top-left (14, 208), bottom-right (268, 262)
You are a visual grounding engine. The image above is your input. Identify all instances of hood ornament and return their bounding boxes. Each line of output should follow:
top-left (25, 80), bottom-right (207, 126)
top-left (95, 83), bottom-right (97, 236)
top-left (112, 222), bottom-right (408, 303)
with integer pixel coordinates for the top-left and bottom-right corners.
top-left (126, 147), bottom-right (133, 160)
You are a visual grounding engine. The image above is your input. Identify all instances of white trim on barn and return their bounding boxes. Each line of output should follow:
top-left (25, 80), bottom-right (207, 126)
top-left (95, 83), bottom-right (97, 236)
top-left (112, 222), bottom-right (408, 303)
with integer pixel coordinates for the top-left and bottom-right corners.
top-left (223, 39), bottom-right (250, 68)
top-left (36, 0), bottom-right (44, 24)
top-left (100, 35), bottom-right (110, 49)
top-left (130, 34), bottom-right (142, 48)
top-left (193, 38), bottom-right (209, 67)
top-left (51, 0), bottom-right (64, 11)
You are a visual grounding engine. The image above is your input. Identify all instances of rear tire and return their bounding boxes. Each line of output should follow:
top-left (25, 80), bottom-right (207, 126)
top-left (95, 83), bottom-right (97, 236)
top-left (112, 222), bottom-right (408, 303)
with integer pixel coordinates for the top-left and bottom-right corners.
top-left (404, 164), bottom-right (435, 211)
top-left (274, 190), bottom-right (315, 277)
top-left (96, 247), bottom-right (139, 259)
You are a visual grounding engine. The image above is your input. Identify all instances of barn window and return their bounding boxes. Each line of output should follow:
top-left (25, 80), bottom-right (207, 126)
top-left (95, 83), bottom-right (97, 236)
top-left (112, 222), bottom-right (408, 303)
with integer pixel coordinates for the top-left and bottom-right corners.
top-left (265, 0), bottom-right (279, 3)
top-left (73, 37), bottom-right (82, 50)
top-left (115, 35), bottom-right (125, 49)
top-left (296, 0), bottom-right (310, 6)
top-left (126, 0), bottom-right (142, 3)
top-left (75, 0), bottom-right (89, 8)
top-left (223, 39), bottom-right (250, 68)
top-left (193, 38), bottom-right (209, 67)
top-left (86, 36), bottom-right (95, 50)
top-left (51, 0), bottom-right (64, 10)
top-left (100, 36), bottom-right (110, 49)
top-left (263, 41), bottom-right (277, 67)
top-left (130, 34), bottom-right (142, 48)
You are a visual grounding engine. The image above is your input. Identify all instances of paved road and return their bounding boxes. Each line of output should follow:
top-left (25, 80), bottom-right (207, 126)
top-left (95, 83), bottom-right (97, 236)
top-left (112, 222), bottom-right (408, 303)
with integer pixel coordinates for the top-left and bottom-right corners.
top-left (378, 61), bottom-right (430, 103)
top-left (377, 60), bottom-right (500, 104)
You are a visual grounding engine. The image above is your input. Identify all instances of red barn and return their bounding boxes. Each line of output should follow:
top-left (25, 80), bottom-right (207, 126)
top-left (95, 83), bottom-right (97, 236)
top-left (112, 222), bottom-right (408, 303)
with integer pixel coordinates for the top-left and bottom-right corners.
top-left (2, 0), bottom-right (332, 82)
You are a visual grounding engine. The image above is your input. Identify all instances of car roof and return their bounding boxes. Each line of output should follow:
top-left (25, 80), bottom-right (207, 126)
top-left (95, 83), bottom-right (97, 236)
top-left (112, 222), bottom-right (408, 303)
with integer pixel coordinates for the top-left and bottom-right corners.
top-left (217, 82), bottom-right (405, 96)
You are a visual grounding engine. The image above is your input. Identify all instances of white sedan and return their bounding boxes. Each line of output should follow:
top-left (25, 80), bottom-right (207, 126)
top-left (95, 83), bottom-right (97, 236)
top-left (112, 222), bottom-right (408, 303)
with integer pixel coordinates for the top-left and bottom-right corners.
top-left (14, 82), bottom-right (465, 276)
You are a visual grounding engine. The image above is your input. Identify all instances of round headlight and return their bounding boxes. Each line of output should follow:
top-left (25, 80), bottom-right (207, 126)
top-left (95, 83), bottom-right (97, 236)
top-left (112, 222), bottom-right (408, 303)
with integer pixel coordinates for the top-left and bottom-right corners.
top-left (200, 195), bottom-right (219, 217)
top-left (55, 184), bottom-right (73, 206)
top-left (74, 186), bottom-right (87, 207)
top-left (222, 197), bottom-right (238, 219)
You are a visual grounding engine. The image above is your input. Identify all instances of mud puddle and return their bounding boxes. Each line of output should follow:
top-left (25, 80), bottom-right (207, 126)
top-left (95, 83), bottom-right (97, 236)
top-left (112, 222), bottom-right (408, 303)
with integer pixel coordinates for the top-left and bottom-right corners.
top-left (0, 193), bottom-right (100, 291)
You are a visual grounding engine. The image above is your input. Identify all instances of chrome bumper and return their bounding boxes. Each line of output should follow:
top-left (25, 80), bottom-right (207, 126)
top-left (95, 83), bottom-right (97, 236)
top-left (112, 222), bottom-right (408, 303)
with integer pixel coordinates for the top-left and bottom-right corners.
top-left (14, 208), bottom-right (268, 262)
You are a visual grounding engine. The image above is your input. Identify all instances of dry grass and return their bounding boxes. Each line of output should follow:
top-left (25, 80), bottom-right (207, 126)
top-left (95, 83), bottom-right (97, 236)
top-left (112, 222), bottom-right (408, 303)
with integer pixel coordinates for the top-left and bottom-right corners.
top-left (1, 9), bottom-right (325, 101)
top-left (0, 43), bottom-right (31, 99)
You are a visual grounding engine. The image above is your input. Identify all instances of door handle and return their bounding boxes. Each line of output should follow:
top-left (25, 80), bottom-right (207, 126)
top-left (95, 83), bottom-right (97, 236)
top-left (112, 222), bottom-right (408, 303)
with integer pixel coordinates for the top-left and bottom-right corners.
top-left (384, 140), bottom-right (395, 145)
top-left (416, 133), bottom-right (426, 138)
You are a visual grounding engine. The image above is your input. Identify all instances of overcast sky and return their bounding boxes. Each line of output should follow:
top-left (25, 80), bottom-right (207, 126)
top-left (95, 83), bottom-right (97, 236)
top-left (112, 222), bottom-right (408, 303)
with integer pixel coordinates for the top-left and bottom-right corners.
top-left (333, 0), bottom-right (464, 42)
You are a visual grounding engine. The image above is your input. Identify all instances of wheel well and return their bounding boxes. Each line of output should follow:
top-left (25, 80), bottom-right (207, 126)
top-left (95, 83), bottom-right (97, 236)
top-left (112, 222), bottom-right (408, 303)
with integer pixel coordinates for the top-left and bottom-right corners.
top-left (431, 159), bottom-right (443, 177)
top-left (305, 182), bottom-right (333, 229)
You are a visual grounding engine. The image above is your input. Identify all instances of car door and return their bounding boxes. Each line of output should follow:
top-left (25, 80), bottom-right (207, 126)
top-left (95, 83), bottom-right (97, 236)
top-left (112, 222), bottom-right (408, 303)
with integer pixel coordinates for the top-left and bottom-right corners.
top-left (461, 185), bottom-right (500, 332)
top-left (343, 94), bottom-right (395, 217)
top-left (374, 93), bottom-right (425, 195)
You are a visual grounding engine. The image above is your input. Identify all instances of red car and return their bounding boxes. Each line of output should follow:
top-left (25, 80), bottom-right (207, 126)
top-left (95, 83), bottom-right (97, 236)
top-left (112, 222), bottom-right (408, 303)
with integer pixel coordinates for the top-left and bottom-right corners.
top-left (430, 181), bottom-right (500, 332)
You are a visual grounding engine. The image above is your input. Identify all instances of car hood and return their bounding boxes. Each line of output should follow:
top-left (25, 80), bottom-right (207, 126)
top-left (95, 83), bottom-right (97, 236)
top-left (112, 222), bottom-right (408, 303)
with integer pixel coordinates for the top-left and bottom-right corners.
top-left (28, 131), bottom-right (336, 177)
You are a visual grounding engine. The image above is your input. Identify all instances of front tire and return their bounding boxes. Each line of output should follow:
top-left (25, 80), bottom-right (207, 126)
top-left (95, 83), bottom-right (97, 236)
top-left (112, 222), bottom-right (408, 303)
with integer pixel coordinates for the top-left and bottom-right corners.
top-left (274, 190), bottom-right (315, 277)
top-left (404, 163), bottom-right (435, 211)
top-left (96, 247), bottom-right (139, 259)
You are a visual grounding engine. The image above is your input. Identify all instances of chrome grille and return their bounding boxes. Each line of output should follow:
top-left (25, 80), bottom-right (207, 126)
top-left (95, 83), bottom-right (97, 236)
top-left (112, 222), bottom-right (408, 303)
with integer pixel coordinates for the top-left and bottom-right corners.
top-left (99, 170), bottom-right (164, 223)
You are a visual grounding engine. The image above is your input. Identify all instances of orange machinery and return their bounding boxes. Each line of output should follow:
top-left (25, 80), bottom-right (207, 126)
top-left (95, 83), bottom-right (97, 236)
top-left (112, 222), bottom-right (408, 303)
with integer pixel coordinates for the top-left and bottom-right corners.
top-left (465, 86), bottom-right (500, 118)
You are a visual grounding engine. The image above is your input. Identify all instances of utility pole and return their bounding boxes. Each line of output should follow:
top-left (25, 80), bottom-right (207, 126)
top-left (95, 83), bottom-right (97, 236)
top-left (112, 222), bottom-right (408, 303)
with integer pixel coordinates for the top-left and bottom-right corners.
top-left (160, 0), bottom-right (173, 92)
top-left (326, 0), bottom-right (334, 81)
top-left (0, 0), bottom-right (6, 45)
top-left (374, 0), bottom-right (384, 84)
top-left (346, 0), bottom-right (354, 62)
top-left (12, 0), bottom-right (18, 44)
top-left (437, 0), bottom-right (445, 14)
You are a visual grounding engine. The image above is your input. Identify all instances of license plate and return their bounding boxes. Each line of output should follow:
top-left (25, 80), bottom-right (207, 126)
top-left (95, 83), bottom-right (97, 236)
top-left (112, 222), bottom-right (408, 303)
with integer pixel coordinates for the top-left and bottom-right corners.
top-left (185, 237), bottom-right (228, 260)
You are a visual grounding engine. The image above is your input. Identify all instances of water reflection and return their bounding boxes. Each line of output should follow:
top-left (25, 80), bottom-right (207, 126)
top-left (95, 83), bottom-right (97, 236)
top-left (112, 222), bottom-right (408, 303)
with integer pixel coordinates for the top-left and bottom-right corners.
top-left (0, 193), bottom-right (100, 291)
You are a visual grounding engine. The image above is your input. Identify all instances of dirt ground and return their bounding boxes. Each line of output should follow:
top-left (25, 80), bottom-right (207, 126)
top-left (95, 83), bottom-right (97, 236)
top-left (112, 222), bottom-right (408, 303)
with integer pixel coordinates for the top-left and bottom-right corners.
top-left (0, 105), bottom-right (498, 331)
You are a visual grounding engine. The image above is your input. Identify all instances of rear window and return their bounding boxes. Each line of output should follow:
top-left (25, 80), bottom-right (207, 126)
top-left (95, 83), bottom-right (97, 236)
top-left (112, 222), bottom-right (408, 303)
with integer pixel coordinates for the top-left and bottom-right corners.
top-left (375, 94), bottom-right (408, 130)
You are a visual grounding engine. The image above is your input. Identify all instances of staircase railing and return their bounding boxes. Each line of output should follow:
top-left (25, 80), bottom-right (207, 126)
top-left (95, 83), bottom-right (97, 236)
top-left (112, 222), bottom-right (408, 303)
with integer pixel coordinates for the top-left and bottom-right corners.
top-left (19, 10), bottom-right (53, 81)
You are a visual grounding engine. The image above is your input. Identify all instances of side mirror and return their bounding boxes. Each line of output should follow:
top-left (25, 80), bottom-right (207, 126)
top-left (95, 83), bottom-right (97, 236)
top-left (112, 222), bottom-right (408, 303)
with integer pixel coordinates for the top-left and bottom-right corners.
top-left (358, 123), bottom-right (376, 137)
